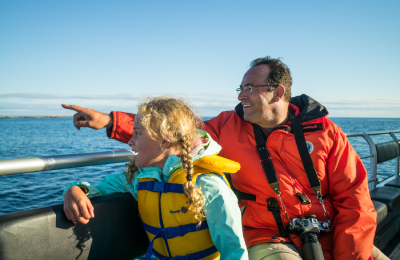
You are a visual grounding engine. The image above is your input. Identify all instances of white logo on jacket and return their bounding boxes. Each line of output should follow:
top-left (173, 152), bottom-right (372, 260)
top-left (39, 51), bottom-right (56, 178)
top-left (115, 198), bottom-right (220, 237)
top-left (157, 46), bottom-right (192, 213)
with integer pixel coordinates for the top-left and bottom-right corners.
top-left (306, 141), bottom-right (314, 154)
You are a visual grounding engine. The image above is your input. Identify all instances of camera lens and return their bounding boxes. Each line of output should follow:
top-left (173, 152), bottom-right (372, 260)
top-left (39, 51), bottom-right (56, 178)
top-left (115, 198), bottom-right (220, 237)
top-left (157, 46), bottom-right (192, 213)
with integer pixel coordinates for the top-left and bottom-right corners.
top-left (300, 232), bottom-right (324, 260)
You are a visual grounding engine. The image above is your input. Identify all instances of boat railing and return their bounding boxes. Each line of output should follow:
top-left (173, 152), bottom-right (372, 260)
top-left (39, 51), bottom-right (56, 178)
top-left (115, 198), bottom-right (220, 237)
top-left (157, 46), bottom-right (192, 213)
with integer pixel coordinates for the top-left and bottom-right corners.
top-left (0, 131), bottom-right (399, 190)
top-left (346, 130), bottom-right (400, 190)
top-left (0, 150), bottom-right (134, 176)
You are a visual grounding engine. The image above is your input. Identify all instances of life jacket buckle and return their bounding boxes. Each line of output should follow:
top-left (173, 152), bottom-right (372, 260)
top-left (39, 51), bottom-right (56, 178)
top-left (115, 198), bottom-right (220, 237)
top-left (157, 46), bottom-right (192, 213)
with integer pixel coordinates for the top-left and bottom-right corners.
top-left (162, 226), bottom-right (183, 239)
top-left (151, 181), bottom-right (166, 193)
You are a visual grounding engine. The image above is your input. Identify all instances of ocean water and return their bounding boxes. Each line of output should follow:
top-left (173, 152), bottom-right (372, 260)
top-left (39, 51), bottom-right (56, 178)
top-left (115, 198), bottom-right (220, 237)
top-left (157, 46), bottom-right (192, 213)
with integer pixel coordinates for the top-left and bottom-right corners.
top-left (0, 117), bottom-right (400, 216)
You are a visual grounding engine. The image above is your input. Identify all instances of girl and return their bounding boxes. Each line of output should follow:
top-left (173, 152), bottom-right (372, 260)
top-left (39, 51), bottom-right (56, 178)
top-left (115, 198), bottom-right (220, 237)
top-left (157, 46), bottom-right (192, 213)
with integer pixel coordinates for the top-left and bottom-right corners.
top-left (63, 96), bottom-right (248, 260)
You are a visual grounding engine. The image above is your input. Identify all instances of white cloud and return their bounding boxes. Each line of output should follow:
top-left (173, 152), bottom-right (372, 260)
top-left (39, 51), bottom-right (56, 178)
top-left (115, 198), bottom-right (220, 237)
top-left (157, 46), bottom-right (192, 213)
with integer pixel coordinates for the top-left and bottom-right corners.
top-left (320, 98), bottom-right (400, 117)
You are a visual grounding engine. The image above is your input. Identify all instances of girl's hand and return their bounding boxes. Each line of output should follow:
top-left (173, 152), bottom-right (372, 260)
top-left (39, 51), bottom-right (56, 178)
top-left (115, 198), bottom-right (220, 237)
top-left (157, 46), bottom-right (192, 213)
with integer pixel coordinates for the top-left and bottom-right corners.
top-left (63, 186), bottom-right (95, 224)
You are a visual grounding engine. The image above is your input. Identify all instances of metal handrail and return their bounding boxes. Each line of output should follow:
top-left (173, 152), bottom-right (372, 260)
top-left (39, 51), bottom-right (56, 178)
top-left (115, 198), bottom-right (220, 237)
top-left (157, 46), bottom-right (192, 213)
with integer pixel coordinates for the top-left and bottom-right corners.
top-left (389, 133), bottom-right (400, 179)
top-left (345, 130), bottom-right (400, 189)
top-left (346, 130), bottom-right (400, 137)
top-left (0, 150), bottom-right (134, 176)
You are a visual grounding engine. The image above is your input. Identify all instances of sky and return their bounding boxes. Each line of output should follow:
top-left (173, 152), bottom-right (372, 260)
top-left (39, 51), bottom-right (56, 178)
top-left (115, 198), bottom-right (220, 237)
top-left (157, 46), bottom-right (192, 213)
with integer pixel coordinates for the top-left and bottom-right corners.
top-left (0, 0), bottom-right (399, 118)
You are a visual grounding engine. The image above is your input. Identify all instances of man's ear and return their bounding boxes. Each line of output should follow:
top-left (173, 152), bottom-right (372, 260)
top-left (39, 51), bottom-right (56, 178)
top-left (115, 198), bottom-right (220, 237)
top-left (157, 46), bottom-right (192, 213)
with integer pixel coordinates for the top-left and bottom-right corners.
top-left (274, 85), bottom-right (285, 102)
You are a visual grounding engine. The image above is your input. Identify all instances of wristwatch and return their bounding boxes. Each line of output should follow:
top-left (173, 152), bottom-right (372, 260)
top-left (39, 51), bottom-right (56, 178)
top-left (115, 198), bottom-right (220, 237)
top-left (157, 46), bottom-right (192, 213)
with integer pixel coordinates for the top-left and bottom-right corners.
top-left (77, 185), bottom-right (89, 194)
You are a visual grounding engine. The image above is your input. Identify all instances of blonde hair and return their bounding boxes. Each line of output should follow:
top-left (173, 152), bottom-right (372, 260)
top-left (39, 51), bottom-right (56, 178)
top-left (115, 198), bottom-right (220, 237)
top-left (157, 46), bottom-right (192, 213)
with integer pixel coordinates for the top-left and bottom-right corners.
top-left (124, 96), bottom-right (205, 221)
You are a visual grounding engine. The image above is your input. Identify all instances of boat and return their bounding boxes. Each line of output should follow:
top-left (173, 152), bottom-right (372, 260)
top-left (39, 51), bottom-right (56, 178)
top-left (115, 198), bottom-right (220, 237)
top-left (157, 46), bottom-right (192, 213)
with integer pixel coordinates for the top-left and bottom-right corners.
top-left (0, 130), bottom-right (399, 259)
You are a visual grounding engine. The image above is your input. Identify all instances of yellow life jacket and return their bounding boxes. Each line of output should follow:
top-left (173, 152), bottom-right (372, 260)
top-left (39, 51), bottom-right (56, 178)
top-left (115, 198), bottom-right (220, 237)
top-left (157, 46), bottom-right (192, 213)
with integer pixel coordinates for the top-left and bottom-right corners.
top-left (138, 154), bottom-right (240, 260)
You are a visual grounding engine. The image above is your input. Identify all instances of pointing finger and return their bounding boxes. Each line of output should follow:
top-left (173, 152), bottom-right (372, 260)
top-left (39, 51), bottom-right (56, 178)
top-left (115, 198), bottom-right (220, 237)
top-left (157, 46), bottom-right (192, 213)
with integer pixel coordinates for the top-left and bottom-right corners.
top-left (62, 104), bottom-right (86, 113)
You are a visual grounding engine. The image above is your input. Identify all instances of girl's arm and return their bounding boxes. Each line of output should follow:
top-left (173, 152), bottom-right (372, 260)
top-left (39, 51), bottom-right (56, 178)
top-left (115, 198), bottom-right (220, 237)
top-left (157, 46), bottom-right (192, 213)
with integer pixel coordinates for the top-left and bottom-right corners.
top-left (196, 174), bottom-right (249, 260)
top-left (63, 172), bottom-right (137, 224)
top-left (63, 172), bottom-right (137, 199)
top-left (63, 186), bottom-right (94, 224)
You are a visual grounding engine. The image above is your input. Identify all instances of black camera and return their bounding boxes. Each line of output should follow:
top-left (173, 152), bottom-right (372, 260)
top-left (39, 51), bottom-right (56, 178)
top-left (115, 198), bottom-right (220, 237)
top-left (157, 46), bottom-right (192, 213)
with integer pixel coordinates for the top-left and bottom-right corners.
top-left (287, 215), bottom-right (329, 260)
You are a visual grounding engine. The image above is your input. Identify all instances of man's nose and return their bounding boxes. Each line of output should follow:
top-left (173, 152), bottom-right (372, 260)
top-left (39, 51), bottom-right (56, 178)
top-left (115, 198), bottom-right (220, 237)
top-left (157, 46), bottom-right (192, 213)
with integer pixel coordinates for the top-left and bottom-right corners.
top-left (238, 91), bottom-right (247, 101)
top-left (128, 138), bottom-right (134, 147)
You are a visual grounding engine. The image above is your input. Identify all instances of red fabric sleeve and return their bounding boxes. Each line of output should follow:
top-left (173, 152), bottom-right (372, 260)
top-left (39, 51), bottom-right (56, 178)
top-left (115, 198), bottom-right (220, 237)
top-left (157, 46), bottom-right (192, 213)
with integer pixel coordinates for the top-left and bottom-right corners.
top-left (106, 111), bottom-right (136, 144)
top-left (203, 111), bottom-right (235, 143)
top-left (327, 127), bottom-right (376, 260)
top-left (107, 111), bottom-right (231, 144)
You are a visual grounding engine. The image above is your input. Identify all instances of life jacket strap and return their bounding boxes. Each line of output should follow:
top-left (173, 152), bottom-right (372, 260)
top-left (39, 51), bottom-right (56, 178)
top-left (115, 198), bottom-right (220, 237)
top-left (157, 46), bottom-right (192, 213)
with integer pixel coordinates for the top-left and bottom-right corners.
top-left (143, 221), bottom-right (209, 238)
top-left (153, 245), bottom-right (218, 260)
top-left (144, 221), bottom-right (209, 259)
top-left (138, 181), bottom-right (184, 194)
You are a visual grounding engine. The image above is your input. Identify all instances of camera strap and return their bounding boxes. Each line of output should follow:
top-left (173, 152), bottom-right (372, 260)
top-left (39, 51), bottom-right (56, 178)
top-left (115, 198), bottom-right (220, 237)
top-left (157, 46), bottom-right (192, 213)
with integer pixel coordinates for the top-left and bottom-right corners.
top-left (251, 121), bottom-right (293, 230)
top-left (289, 112), bottom-right (331, 228)
top-left (289, 112), bottom-right (321, 197)
top-left (267, 198), bottom-right (288, 237)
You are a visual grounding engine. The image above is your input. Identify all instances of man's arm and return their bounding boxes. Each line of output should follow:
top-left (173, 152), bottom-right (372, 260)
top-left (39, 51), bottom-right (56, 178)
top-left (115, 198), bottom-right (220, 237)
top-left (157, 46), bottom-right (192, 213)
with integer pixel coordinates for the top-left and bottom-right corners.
top-left (61, 105), bottom-right (234, 146)
top-left (104, 109), bottom-right (236, 145)
top-left (61, 104), bottom-right (135, 143)
top-left (327, 127), bottom-right (376, 259)
top-left (106, 111), bottom-right (135, 143)
top-left (108, 110), bottom-right (231, 144)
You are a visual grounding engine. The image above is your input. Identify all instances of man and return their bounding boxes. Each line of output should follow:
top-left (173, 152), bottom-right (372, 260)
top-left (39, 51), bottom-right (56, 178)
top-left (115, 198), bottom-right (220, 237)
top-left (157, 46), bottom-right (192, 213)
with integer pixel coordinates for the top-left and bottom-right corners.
top-left (63, 57), bottom-right (378, 259)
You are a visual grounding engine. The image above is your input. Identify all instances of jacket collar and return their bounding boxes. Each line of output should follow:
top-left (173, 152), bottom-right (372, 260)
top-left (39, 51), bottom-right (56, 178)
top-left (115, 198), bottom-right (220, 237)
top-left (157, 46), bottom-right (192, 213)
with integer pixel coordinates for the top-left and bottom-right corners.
top-left (289, 94), bottom-right (329, 122)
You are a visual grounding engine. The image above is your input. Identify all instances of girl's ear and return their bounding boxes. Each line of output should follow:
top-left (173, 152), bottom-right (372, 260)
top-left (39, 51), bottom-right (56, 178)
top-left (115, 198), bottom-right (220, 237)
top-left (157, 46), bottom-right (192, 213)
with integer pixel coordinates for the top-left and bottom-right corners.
top-left (161, 140), bottom-right (181, 156)
top-left (161, 140), bottom-right (172, 150)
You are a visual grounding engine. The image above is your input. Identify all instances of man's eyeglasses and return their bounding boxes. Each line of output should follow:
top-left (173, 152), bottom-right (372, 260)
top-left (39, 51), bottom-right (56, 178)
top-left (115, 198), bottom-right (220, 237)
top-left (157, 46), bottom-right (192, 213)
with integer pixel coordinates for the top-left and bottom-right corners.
top-left (236, 85), bottom-right (276, 96)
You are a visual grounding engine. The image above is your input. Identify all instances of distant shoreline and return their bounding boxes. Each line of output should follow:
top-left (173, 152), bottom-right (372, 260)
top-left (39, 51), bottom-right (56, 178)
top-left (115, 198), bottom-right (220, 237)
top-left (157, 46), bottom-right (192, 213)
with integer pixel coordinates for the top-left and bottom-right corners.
top-left (0, 116), bottom-right (72, 119)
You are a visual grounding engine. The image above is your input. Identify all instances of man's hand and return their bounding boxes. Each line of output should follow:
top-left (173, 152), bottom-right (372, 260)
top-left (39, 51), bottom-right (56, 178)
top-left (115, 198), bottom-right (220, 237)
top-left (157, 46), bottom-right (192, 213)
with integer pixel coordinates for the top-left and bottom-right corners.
top-left (63, 186), bottom-right (95, 224)
top-left (61, 104), bottom-right (113, 130)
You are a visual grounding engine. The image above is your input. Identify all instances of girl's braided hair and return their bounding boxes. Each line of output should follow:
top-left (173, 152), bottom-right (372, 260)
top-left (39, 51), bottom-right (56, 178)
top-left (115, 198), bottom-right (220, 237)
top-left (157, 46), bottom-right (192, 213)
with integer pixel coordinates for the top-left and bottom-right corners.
top-left (124, 96), bottom-right (205, 221)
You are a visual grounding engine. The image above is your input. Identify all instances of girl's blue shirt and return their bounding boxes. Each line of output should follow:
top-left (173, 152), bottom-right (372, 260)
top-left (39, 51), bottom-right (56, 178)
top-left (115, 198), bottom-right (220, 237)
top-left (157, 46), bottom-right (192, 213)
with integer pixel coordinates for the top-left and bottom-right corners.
top-left (63, 133), bottom-right (248, 260)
